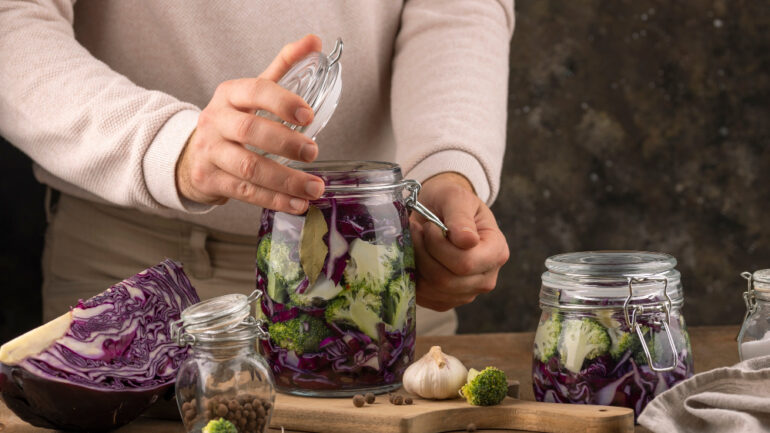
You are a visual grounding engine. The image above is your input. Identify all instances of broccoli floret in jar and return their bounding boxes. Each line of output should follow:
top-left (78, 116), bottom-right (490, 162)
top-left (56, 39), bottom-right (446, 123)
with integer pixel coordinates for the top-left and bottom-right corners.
top-left (595, 310), bottom-right (637, 359)
top-left (401, 244), bottom-right (415, 270)
top-left (268, 314), bottom-right (332, 355)
top-left (558, 318), bottom-right (611, 373)
top-left (384, 274), bottom-right (415, 332)
top-left (257, 234), bottom-right (304, 303)
top-left (325, 289), bottom-right (383, 341)
top-left (202, 418), bottom-right (237, 433)
top-left (632, 326), bottom-right (678, 367)
top-left (256, 234), bottom-right (272, 275)
top-left (591, 317), bottom-right (663, 366)
top-left (460, 367), bottom-right (508, 406)
top-left (610, 332), bottom-right (637, 359)
top-left (533, 312), bottom-right (561, 363)
top-left (288, 275), bottom-right (344, 308)
top-left (343, 239), bottom-right (399, 296)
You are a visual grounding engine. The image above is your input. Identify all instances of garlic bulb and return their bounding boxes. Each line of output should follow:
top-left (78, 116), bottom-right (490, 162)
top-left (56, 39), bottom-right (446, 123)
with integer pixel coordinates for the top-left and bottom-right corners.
top-left (402, 346), bottom-right (468, 399)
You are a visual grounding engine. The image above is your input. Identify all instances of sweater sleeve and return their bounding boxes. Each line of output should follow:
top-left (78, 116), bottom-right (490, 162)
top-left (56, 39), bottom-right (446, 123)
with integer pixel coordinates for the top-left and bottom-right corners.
top-left (0, 0), bottom-right (204, 212)
top-left (391, 0), bottom-right (514, 204)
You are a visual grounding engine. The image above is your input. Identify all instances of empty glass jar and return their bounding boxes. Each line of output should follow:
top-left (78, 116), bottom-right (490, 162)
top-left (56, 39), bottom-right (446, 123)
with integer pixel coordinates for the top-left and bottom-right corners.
top-left (737, 269), bottom-right (770, 361)
top-left (173, 292), bottom-right (275, 433)
top-left (532, 251), bottom-right (694, 419)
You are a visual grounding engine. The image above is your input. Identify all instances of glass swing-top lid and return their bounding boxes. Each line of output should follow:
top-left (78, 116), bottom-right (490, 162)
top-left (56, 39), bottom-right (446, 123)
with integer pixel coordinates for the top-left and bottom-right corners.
top-left (178, 293), bottom-right (252, 334)
top-left (256, 38), bottom-right (343, 142)
top-left (540, 251), bottom-right (684, 308)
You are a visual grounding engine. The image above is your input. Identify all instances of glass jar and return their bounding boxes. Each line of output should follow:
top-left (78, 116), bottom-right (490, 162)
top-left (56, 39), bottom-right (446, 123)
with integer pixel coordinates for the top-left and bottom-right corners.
top-left (532, 251), bottom-right (694, 419)
top-left (737, 269), bottom-right (770, 361)
top-left (173, 292), bottom-right (275, 433)
top-left (256, 161), bottom-right (446, 397)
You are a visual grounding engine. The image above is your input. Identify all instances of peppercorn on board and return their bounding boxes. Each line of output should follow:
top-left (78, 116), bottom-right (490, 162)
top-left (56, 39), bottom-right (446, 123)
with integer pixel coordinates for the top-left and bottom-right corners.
top-left (269, 393), bottom-right (634, 433)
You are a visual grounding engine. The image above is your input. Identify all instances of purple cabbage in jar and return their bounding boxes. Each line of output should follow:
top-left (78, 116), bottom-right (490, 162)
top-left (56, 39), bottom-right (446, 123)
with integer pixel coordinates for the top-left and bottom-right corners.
top-left (256, 193), bottom-right (416, 393)
top-left (532, 309), bottom-right (694, 420)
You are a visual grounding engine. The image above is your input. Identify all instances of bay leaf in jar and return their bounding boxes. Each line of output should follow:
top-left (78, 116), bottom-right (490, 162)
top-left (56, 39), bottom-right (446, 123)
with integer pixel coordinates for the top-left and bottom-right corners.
top-left (300, 205), bottom-right (328, 286)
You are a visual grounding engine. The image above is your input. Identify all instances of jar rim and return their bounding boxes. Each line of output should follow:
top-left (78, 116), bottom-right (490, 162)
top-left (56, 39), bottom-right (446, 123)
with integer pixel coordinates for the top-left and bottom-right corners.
top-left (180, 293), bottom-right (251, 334)
top-left (290, 160), bottom-right (399, 173)
top-left (545, 250), bottom-right (677, 277)
top-left (192, 321), bottom-right (261, 344)
top-left (746, 269), bottom-right (770, 293)
top-left (753, 269), bottom-right (770, 285)
top-left (289, 160), bottom-right (403, 189)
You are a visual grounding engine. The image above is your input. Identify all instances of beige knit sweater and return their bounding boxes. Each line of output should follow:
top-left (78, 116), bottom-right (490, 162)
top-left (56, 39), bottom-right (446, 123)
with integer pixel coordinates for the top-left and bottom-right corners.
top-left (0, 1), bottom-right (514, 236)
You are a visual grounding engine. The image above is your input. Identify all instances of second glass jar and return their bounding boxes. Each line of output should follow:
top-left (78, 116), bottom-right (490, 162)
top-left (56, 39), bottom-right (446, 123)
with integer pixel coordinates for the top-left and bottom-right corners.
top-left (256, 161), bottom-right (424, 396)
top-left (532, 251), bottom-right (695, 419)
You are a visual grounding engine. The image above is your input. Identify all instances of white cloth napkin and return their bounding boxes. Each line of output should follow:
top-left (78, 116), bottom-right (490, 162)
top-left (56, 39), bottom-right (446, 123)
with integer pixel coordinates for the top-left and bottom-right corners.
top-left (638, 355), bottom-right (770, 433)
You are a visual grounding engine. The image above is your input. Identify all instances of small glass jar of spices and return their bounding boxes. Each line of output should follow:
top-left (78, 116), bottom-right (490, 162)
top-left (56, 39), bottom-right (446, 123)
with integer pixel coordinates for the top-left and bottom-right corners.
top-left (737, 269), bottom-right (770, 361)
top-left (532, 251), bottom-right (694, 418)
top-left (172, 291), bottom-right (275, 433)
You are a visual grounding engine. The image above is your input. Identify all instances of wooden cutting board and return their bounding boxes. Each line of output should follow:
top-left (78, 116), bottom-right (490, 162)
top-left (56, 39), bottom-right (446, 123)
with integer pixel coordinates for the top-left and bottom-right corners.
top-left (269, 393), bottom-right (634, 433)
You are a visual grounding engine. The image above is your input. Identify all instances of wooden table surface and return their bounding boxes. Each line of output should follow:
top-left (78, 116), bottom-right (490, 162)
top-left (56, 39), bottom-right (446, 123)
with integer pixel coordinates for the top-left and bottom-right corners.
top-left (0, 325), bottom-right (740, 433)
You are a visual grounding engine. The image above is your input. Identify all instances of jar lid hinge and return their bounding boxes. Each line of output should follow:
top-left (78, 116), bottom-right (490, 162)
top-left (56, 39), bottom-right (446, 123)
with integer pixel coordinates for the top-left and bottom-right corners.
top-left (623, 276), bottom-right (679, 372)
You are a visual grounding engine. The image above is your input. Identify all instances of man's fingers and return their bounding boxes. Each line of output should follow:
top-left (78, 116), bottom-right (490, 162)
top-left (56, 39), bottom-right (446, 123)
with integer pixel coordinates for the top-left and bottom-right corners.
top-left (209, 141), bottom-right (324, 200)
top-left (416, 289), bottom-right (466, 312)
top-left (204, 170), bottom-right (309, 214)
top-left (413, 224), bottom-right (493, 294)
top-left (415, 278), bottom-right (479, 311)
top-left (422, 222), bottom-right (503, 277)
top-left (260, 34), bottom-right (323, 82)
top-left (220, 78), bottom-right (313, 125)
top-left (213, 109), bottom-right (318, 162)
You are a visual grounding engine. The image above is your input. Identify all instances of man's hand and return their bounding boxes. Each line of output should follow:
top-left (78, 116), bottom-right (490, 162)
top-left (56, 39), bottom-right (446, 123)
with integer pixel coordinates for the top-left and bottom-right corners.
top-left (176, 34), bottom-right (326, 214)
top-left (410, 172), bottom-right (509, 311)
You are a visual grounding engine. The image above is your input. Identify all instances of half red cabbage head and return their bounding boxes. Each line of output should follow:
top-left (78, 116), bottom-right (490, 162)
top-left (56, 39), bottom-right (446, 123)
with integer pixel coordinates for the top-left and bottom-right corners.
top-left (0, 259), bottom-right (200, 431)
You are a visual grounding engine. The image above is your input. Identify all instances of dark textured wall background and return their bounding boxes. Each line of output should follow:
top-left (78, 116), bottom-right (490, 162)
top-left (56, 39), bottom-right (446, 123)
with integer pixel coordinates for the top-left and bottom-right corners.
top-left (457, 0), bottom-right (770, 333)
top-left (0, 0), bottom-right (768, 343)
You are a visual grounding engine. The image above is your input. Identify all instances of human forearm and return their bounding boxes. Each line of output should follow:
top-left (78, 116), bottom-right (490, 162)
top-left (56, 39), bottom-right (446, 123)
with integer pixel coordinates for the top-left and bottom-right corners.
top-left (0, 0), bottom-right (200, 211)
top-left (392, 0), bottom-right (515, 205)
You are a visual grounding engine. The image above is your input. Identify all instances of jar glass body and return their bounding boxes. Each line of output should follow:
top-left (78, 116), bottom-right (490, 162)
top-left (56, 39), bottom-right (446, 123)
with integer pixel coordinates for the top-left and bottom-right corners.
top-left (532, 251), bottom-right (694, 419)
top-left (256, 161), bottom-right (416, 396)
top-left (739, 298), bottom-right (770, 360)
top-left (737, 270), bottom-right (770, 361)
top-left (175, 338), bottom-right (275, 433)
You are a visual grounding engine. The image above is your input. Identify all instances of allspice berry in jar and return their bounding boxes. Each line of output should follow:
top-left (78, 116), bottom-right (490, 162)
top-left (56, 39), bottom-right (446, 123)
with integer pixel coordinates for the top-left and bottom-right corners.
top-left (532, 251), bottom-right (694, 418)
top-left (256, 161), bottom-right (436, 397)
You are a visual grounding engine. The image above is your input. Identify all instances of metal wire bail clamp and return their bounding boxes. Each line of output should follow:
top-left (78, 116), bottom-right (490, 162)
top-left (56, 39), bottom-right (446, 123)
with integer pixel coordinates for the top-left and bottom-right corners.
top-left (247, 290), bottom-right (271, 340)
top-left (170, 317), bottom-right (196, 347)
top-left (403, 179), bottom-right (449, 236)
top-left (328, 38), bottom-right (343, 66)
top-left (623, 276), bottom-right (678, 372)
top-left (737, 271), bottom-right (757, 342)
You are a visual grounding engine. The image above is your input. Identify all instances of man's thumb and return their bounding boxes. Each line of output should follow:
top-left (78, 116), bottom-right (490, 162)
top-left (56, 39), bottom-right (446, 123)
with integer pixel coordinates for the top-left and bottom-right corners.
top-left (442, 209), bottom-right (479, 250)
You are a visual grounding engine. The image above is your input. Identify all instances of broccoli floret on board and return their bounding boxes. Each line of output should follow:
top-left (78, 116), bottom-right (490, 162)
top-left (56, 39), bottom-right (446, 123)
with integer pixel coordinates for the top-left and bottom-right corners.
top-left (461, 367), bottom-right (508, 406)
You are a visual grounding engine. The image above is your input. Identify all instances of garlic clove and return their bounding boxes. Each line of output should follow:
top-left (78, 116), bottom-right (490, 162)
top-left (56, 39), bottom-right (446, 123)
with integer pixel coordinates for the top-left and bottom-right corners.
top-left (402, 346), bottom-right (468, 400)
